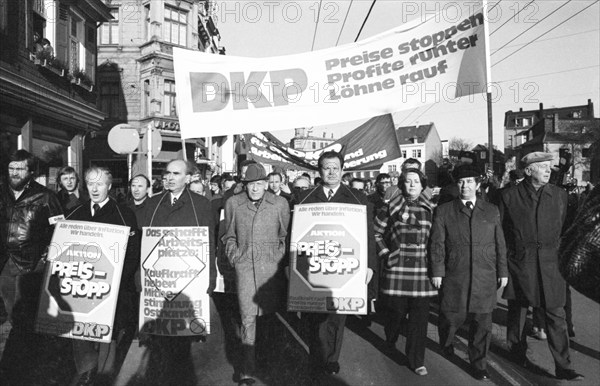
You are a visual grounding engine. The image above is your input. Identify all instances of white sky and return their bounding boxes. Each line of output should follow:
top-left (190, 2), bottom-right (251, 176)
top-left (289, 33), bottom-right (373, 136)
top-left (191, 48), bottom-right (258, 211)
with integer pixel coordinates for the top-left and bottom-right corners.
top-left (216, 0), bottom-right (600, 148)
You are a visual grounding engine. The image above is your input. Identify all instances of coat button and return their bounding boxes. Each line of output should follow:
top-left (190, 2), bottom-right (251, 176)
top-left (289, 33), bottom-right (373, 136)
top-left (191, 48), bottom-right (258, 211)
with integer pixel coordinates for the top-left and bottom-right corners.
top-left (537, 242), bottom-right (542, 249)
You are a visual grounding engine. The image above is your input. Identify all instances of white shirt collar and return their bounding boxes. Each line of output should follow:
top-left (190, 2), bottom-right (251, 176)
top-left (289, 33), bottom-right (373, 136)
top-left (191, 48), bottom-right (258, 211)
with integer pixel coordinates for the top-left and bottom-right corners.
top-left (91, 197), bottom-right (110, 214)
top-left (171, 190), bottom-right (184, 201)
top-left (323, 185), bottom-right (340, 197)
top-left (461, 197), bottom-right (476, 207)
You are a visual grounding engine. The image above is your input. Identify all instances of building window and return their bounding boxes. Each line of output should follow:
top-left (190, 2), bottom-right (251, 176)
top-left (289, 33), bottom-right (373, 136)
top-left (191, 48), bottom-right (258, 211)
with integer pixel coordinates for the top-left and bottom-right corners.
top-left (99, 81), bottom-right (122, 119)
top-left (401, 150), bottom-right (407, 158)
top-left (480, 151), bottom-right (486, 159)
top-left (164, 5), bottom-right (187, 46)
top-left (100, 8), bottom-right (119, 45)
top-left (312, 142), bottom-right (316, 149)
top-left (388, 165), bottom-right (397, 173)
top-left (163, 80), bottom-right (177, 117)
top-left (582, 147), bottom-right (591, 158)
top-left (412, 149), bottom-right (421, 158)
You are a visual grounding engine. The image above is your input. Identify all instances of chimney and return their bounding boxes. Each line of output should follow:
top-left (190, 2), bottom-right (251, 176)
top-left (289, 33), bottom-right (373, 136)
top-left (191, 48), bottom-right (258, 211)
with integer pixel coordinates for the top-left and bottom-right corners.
top-left (553, 113), bottom-right (559, 133)
top-left (519, 108), bottom-right (523, 112)
top-left (588, 98), bottom-right (594, 118)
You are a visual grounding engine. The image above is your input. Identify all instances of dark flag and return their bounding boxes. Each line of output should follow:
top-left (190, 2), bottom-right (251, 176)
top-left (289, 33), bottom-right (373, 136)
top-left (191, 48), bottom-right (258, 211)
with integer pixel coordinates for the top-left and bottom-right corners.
top-left (245, 114), bottom-right (400, 171)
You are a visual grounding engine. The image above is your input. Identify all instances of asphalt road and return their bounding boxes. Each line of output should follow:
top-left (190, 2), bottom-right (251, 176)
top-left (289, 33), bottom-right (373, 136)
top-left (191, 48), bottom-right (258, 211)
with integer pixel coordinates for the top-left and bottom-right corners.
top-left (1, 289), bottom-right (598, 385)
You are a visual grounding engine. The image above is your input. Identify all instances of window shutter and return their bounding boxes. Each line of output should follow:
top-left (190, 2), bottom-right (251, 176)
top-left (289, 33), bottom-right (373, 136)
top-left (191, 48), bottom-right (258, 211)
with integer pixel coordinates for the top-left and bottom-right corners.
top-left (55, 4), bottom-right (69, 64)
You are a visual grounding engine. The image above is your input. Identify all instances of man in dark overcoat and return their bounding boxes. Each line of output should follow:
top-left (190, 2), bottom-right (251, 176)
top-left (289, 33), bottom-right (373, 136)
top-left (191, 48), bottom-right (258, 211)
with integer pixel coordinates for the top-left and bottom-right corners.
top-left (223, 163), bottom-right (290, 385)
top-left (499, 152), bottom-right (583, 381)
top-left (431, 165), bottom-right (508, 380)
top-left (67, 166), bottom-right (140, 385)
top-left (293, 150), bottom-right (376, 376)
top-left (138, 159), bottom-right (216, 385)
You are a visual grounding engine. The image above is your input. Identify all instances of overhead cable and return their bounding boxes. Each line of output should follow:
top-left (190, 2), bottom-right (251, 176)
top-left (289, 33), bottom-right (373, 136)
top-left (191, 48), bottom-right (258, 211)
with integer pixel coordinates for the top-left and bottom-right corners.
top-left (490, 0), bottom-right (536, 36)
top-left (354, 0), bottom-right (377, 42)
top-left (489, 0), bottom-right (503, 13)
top-left (491, 28), bottom-right (599, 53)
top-left (311, 0), bottom-right (323, 51)
top-left (491, 0), bottom-right (572, 55)
top-left (335, 0), bottom-right (355, 46)
top-left (493, 0), bottom-right (599, 67)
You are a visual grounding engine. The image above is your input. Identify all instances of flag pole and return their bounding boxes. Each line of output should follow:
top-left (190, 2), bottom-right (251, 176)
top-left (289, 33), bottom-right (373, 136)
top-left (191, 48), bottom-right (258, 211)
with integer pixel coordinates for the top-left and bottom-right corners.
top-left (482, 0), bottom-right (494, 170)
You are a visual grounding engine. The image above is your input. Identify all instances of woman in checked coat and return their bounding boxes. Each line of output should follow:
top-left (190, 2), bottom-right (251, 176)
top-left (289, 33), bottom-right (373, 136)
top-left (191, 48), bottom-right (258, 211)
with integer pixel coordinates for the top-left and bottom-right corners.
top-left (373, 168), bottom-right (437, 376)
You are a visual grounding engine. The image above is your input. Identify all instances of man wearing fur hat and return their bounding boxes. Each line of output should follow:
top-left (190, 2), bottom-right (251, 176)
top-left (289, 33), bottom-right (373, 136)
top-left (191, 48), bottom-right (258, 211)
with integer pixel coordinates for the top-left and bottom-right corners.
top-left (499, 152), bottom-right (583, 381)
top-left (431, 164), bottom-right (508, 381)
top-left (222, 163), bottom-right (290, 386)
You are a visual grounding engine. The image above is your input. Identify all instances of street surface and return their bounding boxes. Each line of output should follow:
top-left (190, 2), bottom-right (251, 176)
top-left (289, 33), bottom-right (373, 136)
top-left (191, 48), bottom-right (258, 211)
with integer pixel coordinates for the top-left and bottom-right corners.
top-left (1, 289), bottom-right (598, 385)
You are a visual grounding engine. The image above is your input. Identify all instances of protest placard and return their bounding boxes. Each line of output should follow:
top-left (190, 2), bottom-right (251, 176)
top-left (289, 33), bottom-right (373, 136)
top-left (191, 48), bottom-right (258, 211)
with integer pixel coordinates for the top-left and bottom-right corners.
top-left (140, 226), bottom-right (211, 336)
top-left (288, 203), bottom-right (368, 314)
top-left (35, 220), bottom-right (130, 343)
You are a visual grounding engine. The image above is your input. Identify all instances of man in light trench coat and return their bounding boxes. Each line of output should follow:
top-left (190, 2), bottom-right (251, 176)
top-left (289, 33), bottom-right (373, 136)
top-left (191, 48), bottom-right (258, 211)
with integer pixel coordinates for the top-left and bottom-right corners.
top-left (223, 163), bottom-right (290, 386)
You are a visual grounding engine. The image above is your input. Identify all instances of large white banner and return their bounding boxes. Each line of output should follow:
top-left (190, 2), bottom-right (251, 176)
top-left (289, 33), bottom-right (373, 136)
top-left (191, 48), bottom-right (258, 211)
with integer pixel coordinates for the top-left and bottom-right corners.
top-left (174, 2), bottom-right (487, 139)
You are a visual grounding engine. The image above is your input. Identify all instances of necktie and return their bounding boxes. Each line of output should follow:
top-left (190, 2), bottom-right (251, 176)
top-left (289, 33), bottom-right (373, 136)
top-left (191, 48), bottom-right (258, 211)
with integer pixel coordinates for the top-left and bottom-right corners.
top-left (466, 201), bottom-right (474, 211)
top-left (327, 189), bottom-right (334, 201)
top-left (172, 195), bottom-right (178, 206)
top-left (93, 203), bottom-right (100, 217)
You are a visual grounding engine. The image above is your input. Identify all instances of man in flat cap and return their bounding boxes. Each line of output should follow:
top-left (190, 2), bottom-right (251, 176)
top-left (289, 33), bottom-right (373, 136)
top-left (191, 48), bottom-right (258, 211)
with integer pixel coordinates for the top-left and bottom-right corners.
top-left (431, 165), bottom-right (508, 380)
top-left (223, 163), bottom-right (290, 386)
top-left (499, 152), bottom-right (583, 381)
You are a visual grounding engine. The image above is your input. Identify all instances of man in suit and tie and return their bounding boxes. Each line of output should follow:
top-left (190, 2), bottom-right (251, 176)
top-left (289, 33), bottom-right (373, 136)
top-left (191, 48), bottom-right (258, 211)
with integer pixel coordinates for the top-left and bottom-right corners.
top-left (294, 150), bottom-right (376, 376)
top-left (138, 159), bottom-right (216, 385)
top-left (67, 166), bottom-right (140, 385)
top-left (430, 165), bottom-right (508, 381)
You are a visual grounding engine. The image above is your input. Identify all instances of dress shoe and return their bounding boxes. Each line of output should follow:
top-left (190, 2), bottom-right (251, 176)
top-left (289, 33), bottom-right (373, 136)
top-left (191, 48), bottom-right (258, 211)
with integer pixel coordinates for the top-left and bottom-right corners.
top-left (442, 345), bottom-right (455, 359)
top-left (532, 327), bottom-right (547, 340)
top-left (325, 361), bottom-right (340, 375)
top-left (384, 340), bottom-right (396, 350)
top-left (555, 368), bottom-right (584, 381)
top-left (74, 367), bottom-right (97, 386)
top-left (473, 369), bottom-right (491, 381)
top-left (508, 347), bottom-right (528, 367)
top-left (238, 377), bottom-right (256, 386)
top-left (414, 366), bottom-right (428, 376)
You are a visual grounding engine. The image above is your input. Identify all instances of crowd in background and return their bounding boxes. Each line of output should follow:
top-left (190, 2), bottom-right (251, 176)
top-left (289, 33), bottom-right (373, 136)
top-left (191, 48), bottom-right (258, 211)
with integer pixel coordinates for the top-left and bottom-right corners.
top-left (1, 147), bottom-right (596, 385)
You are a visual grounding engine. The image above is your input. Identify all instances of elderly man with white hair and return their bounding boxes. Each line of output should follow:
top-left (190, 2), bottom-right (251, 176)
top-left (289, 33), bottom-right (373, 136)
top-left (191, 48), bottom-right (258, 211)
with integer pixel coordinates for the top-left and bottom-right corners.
top-left (499, 152), bottom-right (583, 381)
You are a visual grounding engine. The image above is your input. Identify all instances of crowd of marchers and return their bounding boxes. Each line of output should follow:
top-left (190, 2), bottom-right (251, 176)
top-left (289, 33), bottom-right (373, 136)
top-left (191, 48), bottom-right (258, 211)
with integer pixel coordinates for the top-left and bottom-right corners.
top-left (0, 147), bottom-right (594, 385)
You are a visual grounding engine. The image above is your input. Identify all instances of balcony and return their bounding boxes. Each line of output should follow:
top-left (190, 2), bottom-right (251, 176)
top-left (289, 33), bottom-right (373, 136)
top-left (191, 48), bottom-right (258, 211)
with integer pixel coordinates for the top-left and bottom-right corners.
top-left (30, 53), bottom-right (67, 77)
